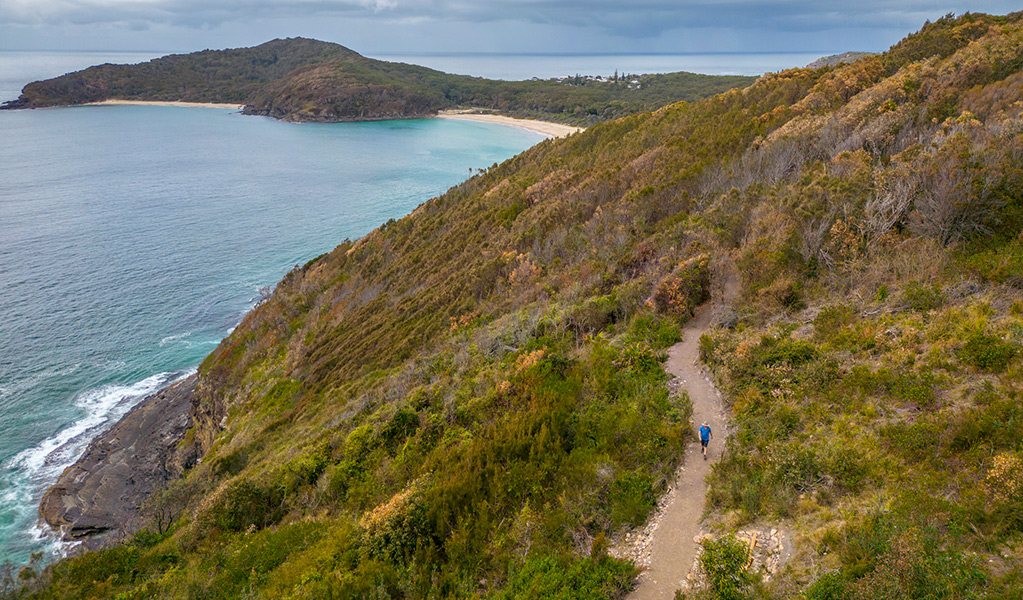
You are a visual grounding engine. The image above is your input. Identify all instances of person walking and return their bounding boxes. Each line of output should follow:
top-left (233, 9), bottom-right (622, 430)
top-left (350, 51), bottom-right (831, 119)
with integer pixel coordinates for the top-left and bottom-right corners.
top-left (699, 422), bottom-right (712, 460)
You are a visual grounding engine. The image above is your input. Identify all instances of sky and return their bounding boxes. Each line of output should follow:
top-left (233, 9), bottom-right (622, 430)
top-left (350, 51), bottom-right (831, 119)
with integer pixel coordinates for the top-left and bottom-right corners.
top-left (0, 1), bottom-right (1020, 55)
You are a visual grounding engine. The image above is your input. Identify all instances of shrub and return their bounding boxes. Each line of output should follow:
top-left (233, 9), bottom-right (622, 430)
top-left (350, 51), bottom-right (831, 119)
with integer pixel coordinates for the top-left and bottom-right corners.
top-left (613, 342), bottom-right (664, 375)
top-left (653, 254), bottom-right (711, 322)
top-left (281, 447), bottom-right (330, 492)
top-left (628, 312), bottom-right (682, 348)
top-left (837, 512), bottom-right (897, 579)
top-left (756, 336), bottom-right (817, 367)
top-left (958, 332), bottom-right (1017, 371)
top-left (361, 481), bottom-right (432, 565)
top-left (196, 478), bottom-right (284, 533)
top-left (568, 295), bottom-right (619, 335)
top-left (609, 472), bottom-right (657, 527)
top-left (60, 546), bottom-right (141, 588)
top-left (700, 535), bottom-right (753, 600)
top-left (848, 532), bottom-right (986, 600)
top-left (903, 281), bottom-right (943, 312)
top-left (699, 334), bottom-right (716, 363)
top-left (803, 571), bottom-right (850, 600)
top-left (493, 555), bottom-right (637, 600)
top-left (381, 407), bottom-right (420, 450)
top-left (814, 305), bottom-right (856, 340)
top-left (776, 444), bottom-right (824, 491)
top-left (757, 276), bottom-right (803, 310)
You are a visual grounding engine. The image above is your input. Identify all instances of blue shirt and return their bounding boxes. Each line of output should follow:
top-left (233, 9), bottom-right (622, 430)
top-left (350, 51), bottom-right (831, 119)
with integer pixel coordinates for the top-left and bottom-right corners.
top-left (699, 425), bottom-right (711, 441)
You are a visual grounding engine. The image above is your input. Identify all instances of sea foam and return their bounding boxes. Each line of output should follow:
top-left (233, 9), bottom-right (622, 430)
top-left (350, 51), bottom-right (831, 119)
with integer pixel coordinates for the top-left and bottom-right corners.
top-left (1, 370), bottom-right (194, 560)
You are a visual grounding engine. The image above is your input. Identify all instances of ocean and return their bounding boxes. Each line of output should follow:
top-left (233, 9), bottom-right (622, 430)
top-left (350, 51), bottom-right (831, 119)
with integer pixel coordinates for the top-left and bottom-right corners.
top-left (0, 48), bottom-right (818, 566)
top-left (367, 52), bottom-right (824, 80)
top-left (0, 74), bottom-right (548, 566)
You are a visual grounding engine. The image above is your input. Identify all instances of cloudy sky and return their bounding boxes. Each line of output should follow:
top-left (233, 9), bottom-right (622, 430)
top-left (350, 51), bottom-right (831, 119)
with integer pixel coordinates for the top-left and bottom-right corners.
top-left (0, 0), bottom-right (1019, 55)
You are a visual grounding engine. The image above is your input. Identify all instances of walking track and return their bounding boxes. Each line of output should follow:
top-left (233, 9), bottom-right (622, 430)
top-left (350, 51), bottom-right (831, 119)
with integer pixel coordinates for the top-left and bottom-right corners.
top-left (629, 268), bottom-right (737, 600)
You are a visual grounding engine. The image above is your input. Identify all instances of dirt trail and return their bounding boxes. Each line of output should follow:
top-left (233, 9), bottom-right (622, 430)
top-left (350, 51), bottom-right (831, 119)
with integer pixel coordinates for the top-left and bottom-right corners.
top-left (628, 266), bottom-right (737, 600)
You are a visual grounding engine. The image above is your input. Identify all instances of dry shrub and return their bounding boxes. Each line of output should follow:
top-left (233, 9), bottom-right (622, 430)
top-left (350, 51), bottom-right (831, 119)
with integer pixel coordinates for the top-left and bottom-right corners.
top-left (757, 276), bottom-right (803, 311)
top-left (985, 452), bottom-right (1023, 504)
top-left (651, 253), bottom-right (711, 321)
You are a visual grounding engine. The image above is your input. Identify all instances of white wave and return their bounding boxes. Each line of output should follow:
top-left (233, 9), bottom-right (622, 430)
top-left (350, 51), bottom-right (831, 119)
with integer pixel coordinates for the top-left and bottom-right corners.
top-left (29, 519), bottom-right (79, 560)
top-left (1, 369), bottom-right (196, 560)
top-left (158, 331), bottom-right (192, 346)
top-left (7, 371), bottom-right (192, 480)
top-left (10, 376), bottom-right (151, 476)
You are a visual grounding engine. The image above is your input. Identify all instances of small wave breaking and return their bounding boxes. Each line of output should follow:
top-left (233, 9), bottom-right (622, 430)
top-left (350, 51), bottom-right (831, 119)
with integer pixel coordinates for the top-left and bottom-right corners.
top-left (1, 369), bottom-right (195, 562)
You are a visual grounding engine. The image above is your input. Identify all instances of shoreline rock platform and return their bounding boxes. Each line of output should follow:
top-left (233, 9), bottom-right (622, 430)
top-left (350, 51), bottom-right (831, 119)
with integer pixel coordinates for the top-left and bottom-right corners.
top-left (39, 375), bottom-right (198, 550)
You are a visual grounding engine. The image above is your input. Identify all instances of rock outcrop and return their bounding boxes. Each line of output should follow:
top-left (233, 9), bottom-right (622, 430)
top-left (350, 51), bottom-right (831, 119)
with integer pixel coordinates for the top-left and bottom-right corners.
top-left (805, 51), bottom-right (876, 69)
top-left (39, 375), bottom-right (199, 548)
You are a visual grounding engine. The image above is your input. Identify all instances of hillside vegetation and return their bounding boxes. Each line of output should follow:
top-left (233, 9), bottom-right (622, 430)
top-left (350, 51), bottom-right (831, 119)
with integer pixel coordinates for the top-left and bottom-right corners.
top-left (8, 11), bottom-right (1023, 600)
top-left (0, 38), bottom-right (754, 126)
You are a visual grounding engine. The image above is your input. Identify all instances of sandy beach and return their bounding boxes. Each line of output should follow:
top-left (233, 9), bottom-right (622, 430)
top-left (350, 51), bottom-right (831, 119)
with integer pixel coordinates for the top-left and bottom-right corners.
top-left (85, 99), bottom-right (245, 109)
top-left (437, 109), bottom-right (583, 138)
top-left (80, 103), bottom-right (580, 137)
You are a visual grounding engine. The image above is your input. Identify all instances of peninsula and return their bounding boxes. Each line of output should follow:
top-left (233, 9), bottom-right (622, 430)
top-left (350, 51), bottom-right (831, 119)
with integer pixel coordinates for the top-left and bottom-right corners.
top-left (1, 38), bottom-right (755, 126)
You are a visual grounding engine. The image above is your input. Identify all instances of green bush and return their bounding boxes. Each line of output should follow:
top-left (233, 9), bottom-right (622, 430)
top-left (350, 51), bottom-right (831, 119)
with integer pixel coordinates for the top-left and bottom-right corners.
top-left (699, 333), bottom-right (717, 363)
top-left (198, 478), bottom-right (284, 533)
top-left (803, 572), bottom-right (850, 600)
top-left (881, 419), bottom-right (943, 462)
top-left (958, 332), bottom-right (1017, 371)
top-left (756, 336), bottom-right (817, 367)
top-left (493, 555), bottom-right (637, 600)
top-left (613, 342), bottom-right (665, 375)
top-left (700, 535), bottom-right (753, 600)
top-left (381, 407), bottom-right (420, 450)
top-left (837, 513), bottom-right (897, 579)
top-left (776, 444), bottom-right (824, 491)
top-left (814, 305), bottom-right (856, 340)
top-left (848, 530), bottom-right (987, 600)
top-left (54, 545), bottom-right (141, 592)
top-left (628, 312), bottom-right (682, 348)
top-left (568, 295), bottom-right (616, 335)
top-left (281, 447), bottom-right (330, 492)
top-left (610, 472), bottom-right (657, 527)
top-left (903, 281), bottom-right (944, 312)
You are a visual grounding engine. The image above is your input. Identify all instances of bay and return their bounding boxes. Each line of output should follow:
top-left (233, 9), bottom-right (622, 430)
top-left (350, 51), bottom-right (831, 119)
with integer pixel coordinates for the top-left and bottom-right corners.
top-left (0, 47), bottom-right (807, 566)
top-left (0, 103), bottom-right (544, 564)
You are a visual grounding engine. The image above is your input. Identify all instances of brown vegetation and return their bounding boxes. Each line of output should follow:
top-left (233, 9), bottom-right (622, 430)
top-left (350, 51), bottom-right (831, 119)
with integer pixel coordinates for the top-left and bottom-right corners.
top-left (10, 11), bottom-right (1023, 600)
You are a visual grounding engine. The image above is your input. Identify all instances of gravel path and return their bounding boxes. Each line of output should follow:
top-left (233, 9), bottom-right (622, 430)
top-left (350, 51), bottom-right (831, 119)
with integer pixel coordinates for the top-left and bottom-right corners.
top-left (627, 268), bottom-right (736, 600)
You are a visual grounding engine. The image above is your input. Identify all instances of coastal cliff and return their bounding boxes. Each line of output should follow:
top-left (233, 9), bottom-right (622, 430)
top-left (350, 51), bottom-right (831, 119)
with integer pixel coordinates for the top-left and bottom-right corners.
top-left (21, 12), bottom-right (1023, 599)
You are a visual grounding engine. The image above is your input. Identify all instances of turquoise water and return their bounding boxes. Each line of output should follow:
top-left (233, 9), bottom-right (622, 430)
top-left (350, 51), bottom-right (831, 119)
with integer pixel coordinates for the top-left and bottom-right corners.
top-left (0, 104), bottom-right (543, 564)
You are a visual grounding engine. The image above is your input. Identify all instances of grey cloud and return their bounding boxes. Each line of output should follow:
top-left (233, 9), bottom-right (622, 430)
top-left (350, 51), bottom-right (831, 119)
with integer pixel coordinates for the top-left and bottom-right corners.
top-left (1, 0), bottom-right (1019, 49)
top-left (3, 0), bottom-right (1017, 28)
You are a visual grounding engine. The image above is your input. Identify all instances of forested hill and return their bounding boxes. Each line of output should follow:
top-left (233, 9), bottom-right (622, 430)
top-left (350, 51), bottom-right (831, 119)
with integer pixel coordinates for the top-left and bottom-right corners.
top-left (0, 38), bottom-right (755, 125)
top-left (11, 11), bottom-right (1023, 600)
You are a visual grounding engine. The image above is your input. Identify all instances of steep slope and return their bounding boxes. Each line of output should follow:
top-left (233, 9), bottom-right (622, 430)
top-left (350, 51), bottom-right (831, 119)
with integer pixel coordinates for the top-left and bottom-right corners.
top-left (0, 38), bottom-right (755, 125)
top-left (11, 11), bottom-right (1023, 600)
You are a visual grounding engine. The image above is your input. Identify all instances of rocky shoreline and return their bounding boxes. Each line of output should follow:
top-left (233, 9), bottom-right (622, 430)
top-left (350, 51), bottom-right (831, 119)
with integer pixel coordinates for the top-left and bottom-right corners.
top-left (39, 375), bottom-right (200, 550)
